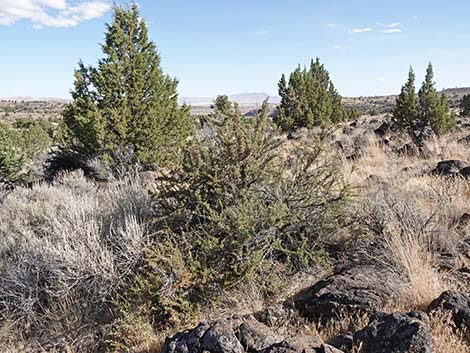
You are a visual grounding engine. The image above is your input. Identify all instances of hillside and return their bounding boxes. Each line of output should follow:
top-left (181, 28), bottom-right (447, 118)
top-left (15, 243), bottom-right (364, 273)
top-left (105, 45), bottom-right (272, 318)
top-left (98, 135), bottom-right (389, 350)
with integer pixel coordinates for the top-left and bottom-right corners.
top-left (2, 87), bottom-right (469, 120)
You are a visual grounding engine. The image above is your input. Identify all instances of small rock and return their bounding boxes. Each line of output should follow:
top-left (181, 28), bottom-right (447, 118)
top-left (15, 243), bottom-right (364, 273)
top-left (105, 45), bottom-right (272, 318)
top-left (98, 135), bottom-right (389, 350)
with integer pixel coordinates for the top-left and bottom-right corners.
top-left (431, 160), bottom-right (466, 176)
top-left (459, 166), bottom-right (470, 178)
top-left (353, 311), bottom-right (434, 353)
top-left (259, 335), bottom-right (343, 353)
top-left (329, 334), bottom-right (353, 352)
top-left (342, 127), bottom-right (355, 135)
top-left (427, 291), bottom-right (470, 331)
top-left (374, 122), bottom-right (390, 136)
top-left (458, 135), bottom-right (470, 144)
top-left (397, 142), bottom-right (420, 157)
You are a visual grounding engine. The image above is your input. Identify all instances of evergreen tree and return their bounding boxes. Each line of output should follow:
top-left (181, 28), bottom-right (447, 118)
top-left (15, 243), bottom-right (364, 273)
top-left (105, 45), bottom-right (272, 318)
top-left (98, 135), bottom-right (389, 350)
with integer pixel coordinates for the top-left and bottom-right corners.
top-left (211, 95), bottom-right (233, 115)
top-left (0, 124), bottom-right (24, 183)
top-left (393, 63), bottom-right (454, 135)
top-left (418, 63), bottom-right (439, 127)
top-left (417, 63), bottom-right (454, 135)
top-left (460, 94), bottom-right (470, 117)
top-left (63, 4), bottom-right (192, 165)
top-left (393, 66), bottom-right (418, 131)
top-left (275, 58), bottom-right (345, 131)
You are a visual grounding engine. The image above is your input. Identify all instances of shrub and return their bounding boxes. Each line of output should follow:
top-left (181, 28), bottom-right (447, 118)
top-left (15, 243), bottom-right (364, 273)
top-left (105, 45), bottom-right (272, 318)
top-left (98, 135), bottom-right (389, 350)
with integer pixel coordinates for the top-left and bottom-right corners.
top-left (460, 94), bottom-right (470, 117)
top-left (0, 172), bottom-right (153, 351)
top-left (0, 123), bottom-right (25, 183)
top-left (123, 98), bottom-right (350, 333)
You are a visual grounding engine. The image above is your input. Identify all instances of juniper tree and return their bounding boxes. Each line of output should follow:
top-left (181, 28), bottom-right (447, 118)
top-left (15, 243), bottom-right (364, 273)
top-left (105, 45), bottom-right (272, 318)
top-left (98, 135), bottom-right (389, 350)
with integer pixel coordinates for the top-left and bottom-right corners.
top-left (418, 63), bottom-right (455, 134)
top-left (63, 4), bottom-right (192, 166)
top-left (276, 58), bottom-right (345, 131)
top-left (460, 94), bottom-right (470, 117)
top-left (393, 67), bottom-right (418, 131)
top-left (418, 63), bottom-right (439, 127)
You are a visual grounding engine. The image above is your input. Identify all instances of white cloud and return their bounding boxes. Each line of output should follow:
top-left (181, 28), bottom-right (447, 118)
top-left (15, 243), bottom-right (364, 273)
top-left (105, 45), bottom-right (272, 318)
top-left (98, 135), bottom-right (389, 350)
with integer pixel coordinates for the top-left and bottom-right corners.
top-left (349, 27), bottom-right (372, 34)
top-left (386, 22), bottom-right (400, 28)
top-left (382, 28), bottom-right (402, 33)
top-left (0, 0), bottom-right (110, 28)
top-left (333, 45), bottom-right (341, 49)
top-left (327, 23), bottom-right (337, 27)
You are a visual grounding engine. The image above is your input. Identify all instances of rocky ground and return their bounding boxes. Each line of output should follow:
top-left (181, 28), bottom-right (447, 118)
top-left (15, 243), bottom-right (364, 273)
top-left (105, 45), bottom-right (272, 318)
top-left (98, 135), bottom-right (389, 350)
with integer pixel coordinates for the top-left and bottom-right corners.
top-left (158, 115), bottom-right (470, 353)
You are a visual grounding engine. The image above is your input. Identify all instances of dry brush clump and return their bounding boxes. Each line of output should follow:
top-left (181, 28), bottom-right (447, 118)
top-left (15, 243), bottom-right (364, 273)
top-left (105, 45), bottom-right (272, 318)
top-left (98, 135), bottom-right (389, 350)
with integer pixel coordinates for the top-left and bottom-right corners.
top-left (0, 171), bottom-right (153, 351)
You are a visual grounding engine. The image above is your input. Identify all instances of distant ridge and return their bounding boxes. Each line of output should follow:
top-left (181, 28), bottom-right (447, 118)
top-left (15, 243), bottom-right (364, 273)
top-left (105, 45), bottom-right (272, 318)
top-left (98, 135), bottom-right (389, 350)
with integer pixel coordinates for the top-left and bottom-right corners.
top-left (179, 92), bottom-right (281, 106)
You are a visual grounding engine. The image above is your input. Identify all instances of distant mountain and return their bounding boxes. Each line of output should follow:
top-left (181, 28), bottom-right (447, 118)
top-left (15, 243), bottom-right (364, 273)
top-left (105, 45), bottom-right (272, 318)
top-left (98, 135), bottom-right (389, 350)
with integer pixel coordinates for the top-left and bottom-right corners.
top-left (180, 92), bottom-right (280, 106)
top-left (1, 96), bottom-right (70, 103)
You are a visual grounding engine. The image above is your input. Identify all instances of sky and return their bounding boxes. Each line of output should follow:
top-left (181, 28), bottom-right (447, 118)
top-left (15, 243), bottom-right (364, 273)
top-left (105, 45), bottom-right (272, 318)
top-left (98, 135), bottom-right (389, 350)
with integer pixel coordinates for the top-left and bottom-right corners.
top-left (1, 0), bottom-right (470, 99)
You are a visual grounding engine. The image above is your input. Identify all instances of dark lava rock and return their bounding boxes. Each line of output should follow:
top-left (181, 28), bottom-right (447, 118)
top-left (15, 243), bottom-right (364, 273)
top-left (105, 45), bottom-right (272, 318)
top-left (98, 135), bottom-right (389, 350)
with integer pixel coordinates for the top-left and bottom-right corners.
top-left (162, 318), bottom-right (244, 353)
top-left (374, 122), bottom-right (391, 136)
top-left (162, 316), bottom-right (343, 353)
top-left (431, 160), bottom-right (466, 176)
top-left (329, 334), bottom-right (353, 352)
top-left (294, 266), bottom-right (395, 323)
top-left (459, 213), bottom-right (470, 227)
top-left (459, 135), bottom-right (470, 144)
top-left (397, 142), bottom-right (420, 157)
top-left (334, 140), bottom-right (348, 151)
top-left (411, 125), bottom-right (435, 146)
top-left (162, 316), bottom-right (284, 353)
top-left (427, 290), bottom-right (470, 330)
top-left (259, 335), bottom-right (343, 353)
top-left (396, 143), bottom-right (433, 159)
top-left (239, 316), bottom-right (282, 351)
top-left (353, 311), bottom-right (434, 353)
top-left (459, 166), bottom-right (470, 178)
top-left (342, 127), bottom-right (355, 135)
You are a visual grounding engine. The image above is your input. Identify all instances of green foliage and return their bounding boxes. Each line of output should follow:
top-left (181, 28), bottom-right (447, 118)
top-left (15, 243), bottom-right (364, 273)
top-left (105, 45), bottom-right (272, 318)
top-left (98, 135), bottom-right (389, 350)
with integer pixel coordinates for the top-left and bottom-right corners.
top-left (459, 94), bottom-right (470, 117)
top-left (344, 106), bottom-right (363, 121)
top-left (418, 63), bottom-right (455, 134)
top-left (19, 121), bottom-right (52, 158)
top-left (126, 98), bottom-right (350, 330)
top-left (276, 58), bottom-right (346, 131)
top-left (393, 67), bottom-right (418, 131)
top-left (0, 124), bottom-right (25, 183)
top-left (62, 4), bottom-right (192, 166)
top-left (393, 63), bottom-right (455, 135)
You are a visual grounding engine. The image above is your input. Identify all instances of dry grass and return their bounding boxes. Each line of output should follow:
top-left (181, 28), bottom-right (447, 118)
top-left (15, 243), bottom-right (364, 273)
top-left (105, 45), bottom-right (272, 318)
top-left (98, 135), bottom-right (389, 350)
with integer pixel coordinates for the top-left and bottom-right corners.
top-left (430, 313), bottom-right (470, 353)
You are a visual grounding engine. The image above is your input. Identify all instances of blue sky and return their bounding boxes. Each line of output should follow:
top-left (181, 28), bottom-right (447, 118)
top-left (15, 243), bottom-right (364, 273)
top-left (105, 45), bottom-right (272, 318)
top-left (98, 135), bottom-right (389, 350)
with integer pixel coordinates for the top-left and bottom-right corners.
top-left (1, 0), bottom-right (470, 98)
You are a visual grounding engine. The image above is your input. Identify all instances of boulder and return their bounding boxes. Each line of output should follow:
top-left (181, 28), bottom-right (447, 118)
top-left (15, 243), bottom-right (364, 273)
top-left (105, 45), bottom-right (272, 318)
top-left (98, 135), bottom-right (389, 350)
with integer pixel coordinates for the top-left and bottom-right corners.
top-left (353, 311), bottom-right (434, 353)
top-left (259, 335), bottom-right (344, 353)
top-left (431, 160), bottom-right (466, 176)
top-left (427, 290), bottom-right (470, 331)
top-left (162, 316), bottom-right (283, 353)
top-left (162, 319), bottom-right (244, 353)
top-left (239, 316), bottom-right (282, 351)
top-left (294, 266), bottom-right (395, 323)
